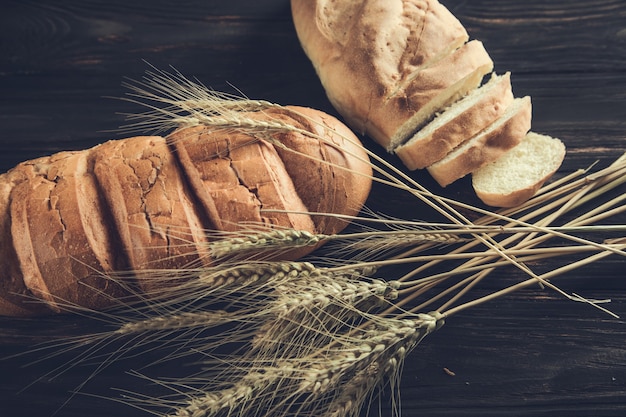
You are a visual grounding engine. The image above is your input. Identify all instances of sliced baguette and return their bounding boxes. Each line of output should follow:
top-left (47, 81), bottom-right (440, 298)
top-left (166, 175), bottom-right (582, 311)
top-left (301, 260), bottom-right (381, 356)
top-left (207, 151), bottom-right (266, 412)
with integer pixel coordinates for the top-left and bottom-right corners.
top-left (472, 132), bottom-right (566, 207)
top-left (427, 96), bottom-right (532, 187)
top-left (395, 72), bottom-right (514, 170)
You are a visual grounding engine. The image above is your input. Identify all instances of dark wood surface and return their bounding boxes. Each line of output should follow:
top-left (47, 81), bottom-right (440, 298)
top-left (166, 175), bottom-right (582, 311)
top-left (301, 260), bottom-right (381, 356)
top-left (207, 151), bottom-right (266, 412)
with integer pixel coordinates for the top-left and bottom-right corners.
top-left (1, 1), bottom-right (625, 416)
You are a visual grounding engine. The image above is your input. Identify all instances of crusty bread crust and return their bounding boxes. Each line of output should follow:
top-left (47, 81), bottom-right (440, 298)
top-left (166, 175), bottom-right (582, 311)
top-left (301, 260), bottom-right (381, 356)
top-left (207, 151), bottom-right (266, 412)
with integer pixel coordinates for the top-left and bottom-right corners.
top-left (290, 0), bottom-right (493, 149)
top-left (292, 0), bottom-right (469, 80)
top-left (8, 150), bottom-right (134, 313)
top-left (170, 106), bottom-right (372, 237)
top-left (395, 72), bottom-right (514, 170)
top-left (427, 96), bottom-right (532, 187)
top-left (171, 126), bottom-right (315, 234)
top-left (476, 179), bottom-right (545, 208)
top-left (262, 106), bottom-right (373, 236)
top-left (91, 136), bottom-right (210, 295)
top-left (0, 165), bottom-right (52, 316)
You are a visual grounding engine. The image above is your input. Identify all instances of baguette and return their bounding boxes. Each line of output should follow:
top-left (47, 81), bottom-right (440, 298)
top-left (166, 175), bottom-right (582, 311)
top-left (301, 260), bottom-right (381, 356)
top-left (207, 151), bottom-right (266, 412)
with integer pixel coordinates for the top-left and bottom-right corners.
top-left (427, 96), bottom-right (532, 187)
top-left (0, 106), bottom-right (373, 316)
top-left (472, 132), bottom-right (566, 207)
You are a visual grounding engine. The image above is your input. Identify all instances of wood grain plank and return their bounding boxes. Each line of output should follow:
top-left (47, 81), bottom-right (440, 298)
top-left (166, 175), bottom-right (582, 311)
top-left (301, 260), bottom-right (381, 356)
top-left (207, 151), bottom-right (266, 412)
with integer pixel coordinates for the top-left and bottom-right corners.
top-left (0, 1), bottom-right (625, 416)
top-left (445, 0), bottom-right (626, 73)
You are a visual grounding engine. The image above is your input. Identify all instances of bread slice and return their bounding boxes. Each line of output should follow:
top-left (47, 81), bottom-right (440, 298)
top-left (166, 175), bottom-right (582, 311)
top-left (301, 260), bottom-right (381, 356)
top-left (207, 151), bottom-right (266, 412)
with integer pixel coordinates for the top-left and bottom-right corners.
top-left (0, 164), bottom-right (53, 316)
top-left (427, 96), bottom-right (532, 187)
top-left (395, 72), bottom-right (514, 170)
top-left (472, 132), bottom-right (566, 207)
top-left (92, 136), bottom-right (210, 293)
top-left (382, 40), bottom-right (494, 150)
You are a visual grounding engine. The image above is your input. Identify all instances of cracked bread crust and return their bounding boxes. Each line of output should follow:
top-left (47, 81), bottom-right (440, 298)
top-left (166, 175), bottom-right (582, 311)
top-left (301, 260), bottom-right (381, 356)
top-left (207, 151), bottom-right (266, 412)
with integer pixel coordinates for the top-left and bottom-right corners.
top-left (254, 106), bottom-right (373, 236)
top-left (170, 106), bottom-right (373, 238)
top-left (91, 136), bottom-right (209, 294)
top-left (170, 125), bottom-right (316, 237)
top-left (0, 106), bottom-right (372, 315)
top-left (7, 150), bottom-right (133, 313)
top-left (0, 157), bottom-right (74, 316)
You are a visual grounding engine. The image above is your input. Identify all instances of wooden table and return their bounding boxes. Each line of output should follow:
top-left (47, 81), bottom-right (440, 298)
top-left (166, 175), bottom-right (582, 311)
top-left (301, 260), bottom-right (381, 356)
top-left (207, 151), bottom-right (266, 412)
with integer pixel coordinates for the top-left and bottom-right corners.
top-left (1, 1), bottom-right (625, 416)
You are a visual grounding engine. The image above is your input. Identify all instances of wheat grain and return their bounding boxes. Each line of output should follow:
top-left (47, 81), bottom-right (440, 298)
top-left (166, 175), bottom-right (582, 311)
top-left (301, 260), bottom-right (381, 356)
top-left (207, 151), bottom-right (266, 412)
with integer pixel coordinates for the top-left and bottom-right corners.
top-left (115, 310), bottom-right (230, 335)
top-left (119, 65), bottom-right (281, 135)
top-left (108, 261), bottom-right (321, 314)
top-left (169, 369), bottom-right (277, 417)
top-left (161, 312), bottom-right (442, 417)
top-left (250, 269), bottom-right (396, 360)
top-left (208, 229), bottom-right (325, 260)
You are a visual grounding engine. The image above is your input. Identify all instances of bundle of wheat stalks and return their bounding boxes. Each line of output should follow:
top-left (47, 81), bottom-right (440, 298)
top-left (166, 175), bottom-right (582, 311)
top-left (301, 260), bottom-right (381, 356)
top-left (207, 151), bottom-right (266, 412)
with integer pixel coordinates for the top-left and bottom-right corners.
top-left (24, 69), bottom-right (626, 417)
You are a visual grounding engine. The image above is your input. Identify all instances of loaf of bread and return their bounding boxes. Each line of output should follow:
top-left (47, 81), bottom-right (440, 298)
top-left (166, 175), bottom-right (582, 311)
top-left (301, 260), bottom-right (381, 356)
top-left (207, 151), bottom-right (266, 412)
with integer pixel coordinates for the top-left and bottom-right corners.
top-left (291, 0), bottom-right (563, 206)
top-left (472, 132), bottom-right (566, 207)
top-left (0, 106), bottom-right (373, 316)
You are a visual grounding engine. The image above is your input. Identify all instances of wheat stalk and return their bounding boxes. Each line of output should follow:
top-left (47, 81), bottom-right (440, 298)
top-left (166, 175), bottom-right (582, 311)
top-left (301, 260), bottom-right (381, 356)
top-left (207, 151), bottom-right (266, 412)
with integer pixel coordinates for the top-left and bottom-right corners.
top-left (207, 229), bottom-right (325, 260)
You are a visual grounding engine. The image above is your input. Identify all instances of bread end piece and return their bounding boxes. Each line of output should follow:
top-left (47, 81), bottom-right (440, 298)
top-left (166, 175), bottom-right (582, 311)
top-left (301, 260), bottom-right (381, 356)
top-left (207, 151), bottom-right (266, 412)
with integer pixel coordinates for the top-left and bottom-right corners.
top-left (472, 132), bottom-right (566, 207)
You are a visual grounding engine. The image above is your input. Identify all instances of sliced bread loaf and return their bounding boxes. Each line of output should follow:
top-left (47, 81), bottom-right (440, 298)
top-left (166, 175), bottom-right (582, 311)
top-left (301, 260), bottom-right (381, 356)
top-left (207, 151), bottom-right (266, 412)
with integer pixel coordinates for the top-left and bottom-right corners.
top-left (472, 132), bottom-right (566, 207)
top-left (395, 72), bottom-right (514, 170)
top-left (427, 96), bottom-right (532, 187)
